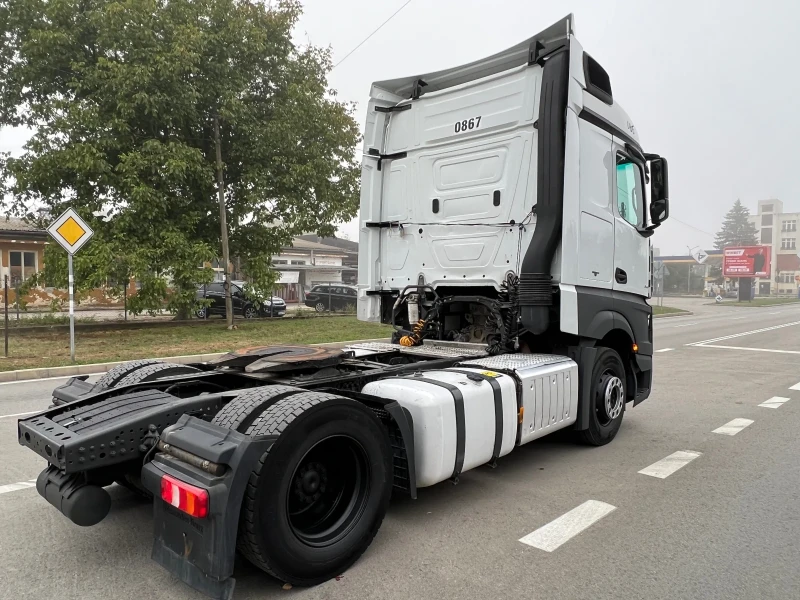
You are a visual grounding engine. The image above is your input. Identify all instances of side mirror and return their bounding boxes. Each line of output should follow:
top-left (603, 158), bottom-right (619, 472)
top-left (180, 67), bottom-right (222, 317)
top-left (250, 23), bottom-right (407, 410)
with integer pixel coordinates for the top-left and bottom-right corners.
top-left (648, 156), bottom-right (669, 225)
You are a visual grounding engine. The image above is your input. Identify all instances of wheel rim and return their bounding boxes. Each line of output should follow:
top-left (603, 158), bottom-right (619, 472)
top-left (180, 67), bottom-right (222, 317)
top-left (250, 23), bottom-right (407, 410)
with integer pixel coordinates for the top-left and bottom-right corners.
top-left (315, 302), bottom-right (326, 312)
top-left (196, 309), bottom-right (206, 318)
top-left (245, 307), bottom-right (256, 319)
top-left (286, 435), bottom-right (370, 548)
top-left (596, 373), bottom-right (624, 425)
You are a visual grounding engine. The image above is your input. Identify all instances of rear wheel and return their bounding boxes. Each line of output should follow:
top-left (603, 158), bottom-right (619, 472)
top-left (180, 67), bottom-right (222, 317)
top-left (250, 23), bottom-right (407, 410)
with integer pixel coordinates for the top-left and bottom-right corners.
top-left (244, 305), bottom-right (258, 319)
top-left (314, 302), bottom-right (326, 313)
top-left (196, 307), bottom-right (208, 319)
top-left (577, 347), bottom-right (626, 446)
top-left (237, 391), bottom-right (393, 586)
top-left (90, 359), bottom-right (164, 394)
top-left (114, 362), bottom-right (201, 388)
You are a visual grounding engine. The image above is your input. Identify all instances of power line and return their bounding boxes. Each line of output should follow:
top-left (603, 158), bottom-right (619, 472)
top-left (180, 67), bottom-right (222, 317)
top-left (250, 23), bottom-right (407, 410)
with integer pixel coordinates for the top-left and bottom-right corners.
top-left (669, 216), bottom-right (716, 239)
top-left (333, 0), bottom-right (413, 69)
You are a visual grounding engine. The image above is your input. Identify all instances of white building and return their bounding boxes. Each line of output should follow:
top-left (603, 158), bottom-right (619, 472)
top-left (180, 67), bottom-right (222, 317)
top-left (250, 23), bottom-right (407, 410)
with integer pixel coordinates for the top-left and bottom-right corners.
top-left (748, 199), bottom-right (800, 296)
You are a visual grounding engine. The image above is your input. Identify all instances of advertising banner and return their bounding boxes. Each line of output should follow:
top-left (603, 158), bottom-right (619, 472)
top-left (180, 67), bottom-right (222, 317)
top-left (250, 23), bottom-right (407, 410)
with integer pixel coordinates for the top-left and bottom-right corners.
top-left (722, 245), bottom-right (772, 277)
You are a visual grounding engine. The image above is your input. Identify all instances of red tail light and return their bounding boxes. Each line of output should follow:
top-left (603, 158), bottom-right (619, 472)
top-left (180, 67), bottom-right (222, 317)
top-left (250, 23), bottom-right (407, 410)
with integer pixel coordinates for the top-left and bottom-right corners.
top-left (160, 475), bottom-right (209, 518)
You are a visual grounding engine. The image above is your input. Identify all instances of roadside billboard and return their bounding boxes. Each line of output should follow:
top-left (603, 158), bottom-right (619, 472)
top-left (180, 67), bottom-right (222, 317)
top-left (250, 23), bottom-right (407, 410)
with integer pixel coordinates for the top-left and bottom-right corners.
top-left (722, 245), bottom-right (772, 277)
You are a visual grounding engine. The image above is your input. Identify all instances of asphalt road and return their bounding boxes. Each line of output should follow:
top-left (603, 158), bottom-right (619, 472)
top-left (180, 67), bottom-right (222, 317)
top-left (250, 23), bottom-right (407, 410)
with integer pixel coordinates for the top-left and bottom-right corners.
top-left (2, 298), bottom-right (800, 600)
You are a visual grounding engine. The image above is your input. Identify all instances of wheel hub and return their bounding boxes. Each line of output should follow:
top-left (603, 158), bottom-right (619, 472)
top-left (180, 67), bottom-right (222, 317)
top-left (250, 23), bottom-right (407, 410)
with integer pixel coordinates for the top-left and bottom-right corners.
top-left (294, 462), bottom-right (327, 504)
top-left (286, 436), bottom-right (370, 548)
top-left (602, 375), bottom-right (624, 421)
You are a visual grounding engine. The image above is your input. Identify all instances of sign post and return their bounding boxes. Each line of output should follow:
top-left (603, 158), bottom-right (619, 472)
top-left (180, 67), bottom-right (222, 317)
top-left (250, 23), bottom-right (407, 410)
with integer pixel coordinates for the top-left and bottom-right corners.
top-left (47, 208), bottom-right (94, 362)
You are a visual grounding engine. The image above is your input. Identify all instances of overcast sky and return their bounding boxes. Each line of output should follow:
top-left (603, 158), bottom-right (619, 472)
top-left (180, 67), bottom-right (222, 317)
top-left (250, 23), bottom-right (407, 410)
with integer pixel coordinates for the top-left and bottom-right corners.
top-left (2, 0), bottom-right (798, 255)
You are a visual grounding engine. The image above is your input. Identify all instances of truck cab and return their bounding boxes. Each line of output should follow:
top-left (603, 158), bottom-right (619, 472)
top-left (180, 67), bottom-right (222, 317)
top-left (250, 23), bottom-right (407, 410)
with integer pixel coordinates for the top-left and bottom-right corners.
top-left (358, 13), bottom-right (668, 406)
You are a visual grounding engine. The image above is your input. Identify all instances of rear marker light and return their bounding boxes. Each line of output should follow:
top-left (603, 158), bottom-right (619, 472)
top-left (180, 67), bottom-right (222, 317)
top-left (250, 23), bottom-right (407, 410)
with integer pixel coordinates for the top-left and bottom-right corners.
top-left (161, 475), bottom-right (209, 518)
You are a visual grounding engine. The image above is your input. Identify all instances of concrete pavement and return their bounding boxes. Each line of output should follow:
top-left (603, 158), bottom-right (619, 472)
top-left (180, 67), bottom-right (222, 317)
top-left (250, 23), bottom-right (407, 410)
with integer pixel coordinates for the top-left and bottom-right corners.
top-left (1, 299), bottom-right (800, 599)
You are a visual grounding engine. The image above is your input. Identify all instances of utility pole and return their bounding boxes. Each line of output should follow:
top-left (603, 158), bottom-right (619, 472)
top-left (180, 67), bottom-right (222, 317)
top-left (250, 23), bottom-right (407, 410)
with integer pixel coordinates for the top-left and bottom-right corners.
top-left (214, 115), bottom-right (234, 329)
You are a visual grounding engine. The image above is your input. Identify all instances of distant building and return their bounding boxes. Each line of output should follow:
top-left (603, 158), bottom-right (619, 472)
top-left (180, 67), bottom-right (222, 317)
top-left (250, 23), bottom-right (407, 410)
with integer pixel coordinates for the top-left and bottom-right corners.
top-left (0, 216), bottom-right (48, 286)
top-left (748, 199), bottom-right (800, 295)
top-left (297, 234), bottom-right (358, 283)
top-left (271, 238), bottom-right (357, 301)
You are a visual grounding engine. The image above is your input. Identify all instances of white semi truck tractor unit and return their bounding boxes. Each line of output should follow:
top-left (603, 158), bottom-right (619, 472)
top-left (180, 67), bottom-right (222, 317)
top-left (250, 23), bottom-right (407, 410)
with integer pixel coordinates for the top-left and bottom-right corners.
top-left (17, 15), bottom-right (669, 600)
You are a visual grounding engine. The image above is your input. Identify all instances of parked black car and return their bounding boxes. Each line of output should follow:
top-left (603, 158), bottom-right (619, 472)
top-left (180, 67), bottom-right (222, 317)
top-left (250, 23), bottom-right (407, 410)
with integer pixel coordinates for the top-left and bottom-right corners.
top-left (196, 281), bottom-right (286, 319)
top-left (304, 284), bottom-right (358, 312)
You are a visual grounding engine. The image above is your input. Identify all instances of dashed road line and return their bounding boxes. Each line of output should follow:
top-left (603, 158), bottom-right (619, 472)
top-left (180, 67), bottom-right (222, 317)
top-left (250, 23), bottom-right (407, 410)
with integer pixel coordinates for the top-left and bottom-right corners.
top-left (519, 500), bottom-right (616, 552)
top-left (0, 373), bottom-right (103, 387)
top-left (713, 418), bottom-right (754, 436)
top-left (759, 397), bottom-right (791, 409)
top-left (0, 480), bottom-right (37, 495)
top-left (638, 451), bottom-right (702, 479)
top-left (0, 410), bottom-right (42, 420)
top-left (672, 322), bottom-right (698, 328)
top-left (654, 348), bottom-right (674, 353)
top-left (790, 382), bottom-right (800, 391)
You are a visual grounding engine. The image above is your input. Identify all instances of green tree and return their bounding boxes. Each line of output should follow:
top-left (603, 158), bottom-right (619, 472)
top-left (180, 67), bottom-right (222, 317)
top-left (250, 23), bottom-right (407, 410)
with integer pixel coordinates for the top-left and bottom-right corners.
top-left (714, 199), bottom-right (759, 250)
top-left (0, 0), bottom-right (360, 316)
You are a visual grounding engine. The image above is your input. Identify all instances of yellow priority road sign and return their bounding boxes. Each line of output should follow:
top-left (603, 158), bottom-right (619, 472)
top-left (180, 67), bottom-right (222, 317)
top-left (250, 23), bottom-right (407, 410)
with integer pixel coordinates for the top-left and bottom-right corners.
top-left (47, 208), bottom-right (94, 255)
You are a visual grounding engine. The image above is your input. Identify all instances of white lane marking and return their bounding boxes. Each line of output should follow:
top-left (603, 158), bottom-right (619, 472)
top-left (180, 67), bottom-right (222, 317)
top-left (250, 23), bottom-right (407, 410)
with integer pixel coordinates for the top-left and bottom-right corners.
top-left (730, 316), bottom-right (748, 320)
top-left (654, 348), bottom-right (674, 353)
top-left (0, 480), bottom-right (37, 495)
top-left (638, 450), bottom-right (702, 479)
top-left (0, 373), bottom-right (104, 387)
top-left (518, 500), bottom-right (616, 552)
top-left (687, 320), bottom-right (800, 346)
top-left (0, 410), bottom-right (42, 420)
top-left (790, 382), bottom-right (800, 391)
top-left (692, 344), bottom-right (800, 355)
top-left (759, 397), bottom-right (790, 409)
top-left (672, 322), bottom-right (698, 328)
top-left (713, 418), bottom-right (754, 436)
top-left (769, 312), bottom-right (782, 315)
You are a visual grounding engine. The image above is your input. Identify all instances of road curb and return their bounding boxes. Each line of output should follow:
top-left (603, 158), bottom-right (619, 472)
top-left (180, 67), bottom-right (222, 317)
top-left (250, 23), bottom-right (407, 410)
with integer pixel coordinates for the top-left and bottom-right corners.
top-left (0, 337), bottom-right (390, 384)
top-left (653, 311), bottom-right (693, 319)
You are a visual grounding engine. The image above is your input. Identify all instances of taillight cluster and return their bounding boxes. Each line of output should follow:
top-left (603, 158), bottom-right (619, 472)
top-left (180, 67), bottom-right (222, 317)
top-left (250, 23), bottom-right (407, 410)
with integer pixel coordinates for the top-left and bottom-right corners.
top-left (160, 474), bottom-right (209, 518)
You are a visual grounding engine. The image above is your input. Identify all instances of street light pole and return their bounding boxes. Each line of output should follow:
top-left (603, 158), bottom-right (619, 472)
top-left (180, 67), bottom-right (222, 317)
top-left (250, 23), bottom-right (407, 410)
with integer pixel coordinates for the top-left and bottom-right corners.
top-left (214, 115), bottom-right (234, 330)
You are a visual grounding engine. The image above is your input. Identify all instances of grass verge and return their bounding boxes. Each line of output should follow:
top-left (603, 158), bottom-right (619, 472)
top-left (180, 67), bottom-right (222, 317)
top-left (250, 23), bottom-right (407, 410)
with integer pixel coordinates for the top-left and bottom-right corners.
top-left (0, 316), bottom-right (391, 372)
top-left (652, 305), bottom-right (689, 316)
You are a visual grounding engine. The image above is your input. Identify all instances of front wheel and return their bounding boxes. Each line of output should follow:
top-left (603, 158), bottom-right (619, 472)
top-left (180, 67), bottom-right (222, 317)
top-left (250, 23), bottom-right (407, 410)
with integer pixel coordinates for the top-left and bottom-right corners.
top-left (238, 392), bottom-right (393, 586)
top-left (196, 307), bottom-right (207, 319)
top-left (314, 302), bottom-right (326, 313)
top-left (577, 347), bottom-right (626, 446)
top-left (244, 305), bottom-right (258, 319)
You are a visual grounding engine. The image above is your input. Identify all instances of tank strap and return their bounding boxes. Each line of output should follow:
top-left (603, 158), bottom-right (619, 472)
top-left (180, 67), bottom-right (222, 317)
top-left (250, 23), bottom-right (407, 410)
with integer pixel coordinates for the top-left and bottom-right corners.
top-left (392, 376), bottom-right (465, 480)
top-left (445, 369), bottom-right (504, 465)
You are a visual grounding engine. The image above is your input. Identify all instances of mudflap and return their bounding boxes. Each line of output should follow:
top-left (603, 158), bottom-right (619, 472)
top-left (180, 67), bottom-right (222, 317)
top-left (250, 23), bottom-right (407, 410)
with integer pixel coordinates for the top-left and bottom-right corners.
top-left (140, 415), bottom-right (276, 600)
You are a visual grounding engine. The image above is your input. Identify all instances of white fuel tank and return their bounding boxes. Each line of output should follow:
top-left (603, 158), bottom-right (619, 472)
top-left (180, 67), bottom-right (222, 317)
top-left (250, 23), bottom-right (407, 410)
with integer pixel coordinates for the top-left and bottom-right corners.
top-left (362, 368), bottom-right (518, 488)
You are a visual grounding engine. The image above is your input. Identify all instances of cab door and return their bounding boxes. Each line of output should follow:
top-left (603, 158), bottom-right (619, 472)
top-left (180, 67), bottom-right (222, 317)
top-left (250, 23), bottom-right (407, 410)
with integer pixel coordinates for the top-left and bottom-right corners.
top-left (611, 139), bottom-right (651, 296)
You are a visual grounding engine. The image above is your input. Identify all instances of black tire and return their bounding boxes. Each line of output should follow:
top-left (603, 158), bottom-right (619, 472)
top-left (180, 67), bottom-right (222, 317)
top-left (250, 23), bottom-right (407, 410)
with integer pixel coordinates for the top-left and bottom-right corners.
top-left (196, 307), bottom-right (207, 319)
top-left (244, 305), bottom-right (258, 319)
top-left (238, 391), bottom-right (393, 586)
top-left (211, 386), bottom-right (304, 433)
top-left (314, 302), bottom-right (326, 313)
top-left (578, 347), bottom-right (626, 446)
top-left (91, 359), bottom-right (164, 393)
top-left (115, 362), bottom-right (201, 388)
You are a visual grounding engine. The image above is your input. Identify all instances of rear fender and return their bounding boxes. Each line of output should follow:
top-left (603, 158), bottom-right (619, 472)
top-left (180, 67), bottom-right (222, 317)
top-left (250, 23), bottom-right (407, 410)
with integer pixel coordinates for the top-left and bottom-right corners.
top-left (141, 415), bottom-right (277, 600)
top-left (51, 376), bottom-right (94, 405)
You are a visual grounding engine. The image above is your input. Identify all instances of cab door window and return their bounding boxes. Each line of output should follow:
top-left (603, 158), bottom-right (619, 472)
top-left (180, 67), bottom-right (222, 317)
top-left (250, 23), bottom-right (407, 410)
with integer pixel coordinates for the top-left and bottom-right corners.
top-left (615, 156), bottom-right (644, 227)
